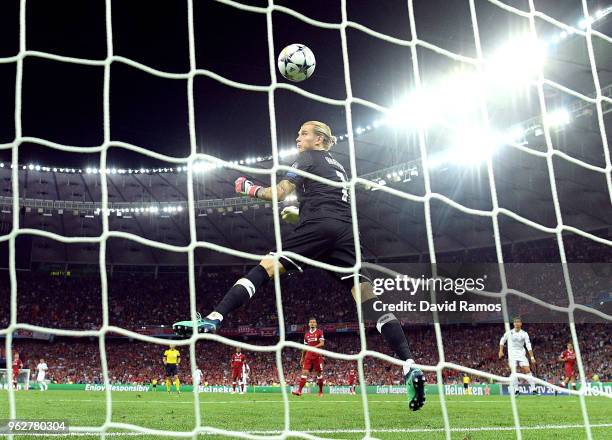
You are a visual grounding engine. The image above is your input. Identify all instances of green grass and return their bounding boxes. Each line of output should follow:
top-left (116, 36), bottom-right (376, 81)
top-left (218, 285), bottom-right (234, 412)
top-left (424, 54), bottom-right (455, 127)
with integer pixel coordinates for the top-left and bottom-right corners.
top-left (1, 390), bottom-right (611, 439)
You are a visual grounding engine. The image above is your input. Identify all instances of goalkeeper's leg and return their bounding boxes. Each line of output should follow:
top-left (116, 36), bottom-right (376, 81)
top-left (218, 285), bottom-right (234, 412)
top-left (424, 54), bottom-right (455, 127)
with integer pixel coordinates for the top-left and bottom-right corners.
top-left (354, 281), bottom-right (425, 411)
top-left (173, 257), bottom-right (285, 335)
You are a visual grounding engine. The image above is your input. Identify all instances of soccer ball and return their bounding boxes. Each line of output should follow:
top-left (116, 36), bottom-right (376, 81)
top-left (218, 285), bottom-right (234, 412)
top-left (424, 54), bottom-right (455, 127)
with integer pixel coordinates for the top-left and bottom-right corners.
top-left (277, 44), bottom-right (316, 82)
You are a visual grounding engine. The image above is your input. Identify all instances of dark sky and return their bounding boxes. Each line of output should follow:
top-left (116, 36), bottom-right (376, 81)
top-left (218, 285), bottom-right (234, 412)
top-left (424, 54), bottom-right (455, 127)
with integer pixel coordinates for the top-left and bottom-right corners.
top-left (0, 0), bottom-right (603, 169)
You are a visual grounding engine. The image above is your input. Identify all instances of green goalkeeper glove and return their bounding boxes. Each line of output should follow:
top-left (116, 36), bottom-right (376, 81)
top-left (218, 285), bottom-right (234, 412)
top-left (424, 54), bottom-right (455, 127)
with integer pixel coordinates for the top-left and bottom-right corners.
top-left (281, 206), bottom-right (299, 224)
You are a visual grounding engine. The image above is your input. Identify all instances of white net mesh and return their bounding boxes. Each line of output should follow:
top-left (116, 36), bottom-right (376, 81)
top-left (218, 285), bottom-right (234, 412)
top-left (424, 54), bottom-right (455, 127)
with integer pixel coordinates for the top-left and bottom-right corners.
top-left (0, 0), bottom-right (611, 439)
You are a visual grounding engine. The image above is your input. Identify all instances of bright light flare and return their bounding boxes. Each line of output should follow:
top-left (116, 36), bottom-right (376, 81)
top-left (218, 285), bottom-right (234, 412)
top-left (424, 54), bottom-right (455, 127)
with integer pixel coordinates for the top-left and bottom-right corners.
top-left (544, 109), bottom-right (570, 127)
top-left (431, 126), bottom-right (502, 168)
top-left (486, 35), bottom-right (548, 86)
top-left (386, 90), bottom-right (440, 129)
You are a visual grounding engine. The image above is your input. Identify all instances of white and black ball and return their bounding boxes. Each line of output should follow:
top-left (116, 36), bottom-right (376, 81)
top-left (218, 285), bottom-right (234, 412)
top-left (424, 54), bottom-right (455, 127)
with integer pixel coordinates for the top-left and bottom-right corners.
top-left (277, 44), bottom-right (316, 82)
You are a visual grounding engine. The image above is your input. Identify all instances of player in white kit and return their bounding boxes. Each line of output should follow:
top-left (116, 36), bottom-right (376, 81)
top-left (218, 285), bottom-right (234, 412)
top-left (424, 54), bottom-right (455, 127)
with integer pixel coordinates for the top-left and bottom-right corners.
top-left (36, 358), bottom-right (48, 391)
top-left (240, 363), bottom-right (250, 394)
top-left (499, 317), bottom-right (537, 395)
top-left (193, 367), bottom-right (202, 390)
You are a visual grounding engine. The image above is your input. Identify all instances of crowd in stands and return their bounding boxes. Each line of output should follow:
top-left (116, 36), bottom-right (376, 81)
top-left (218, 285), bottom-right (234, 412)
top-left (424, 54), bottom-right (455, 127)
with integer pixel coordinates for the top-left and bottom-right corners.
top-left (4, 323), bottom-right (609, 387)
top-left (0, 232), bottom-right (609, 386)
top-left (0, 270), bottom-right (359, 330)
top-left (0, 259), bottom-right (609, 331)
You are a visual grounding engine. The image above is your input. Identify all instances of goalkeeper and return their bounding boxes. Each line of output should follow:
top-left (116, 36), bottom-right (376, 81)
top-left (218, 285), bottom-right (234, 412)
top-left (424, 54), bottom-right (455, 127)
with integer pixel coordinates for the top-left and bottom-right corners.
top-left (174, 121), bottom-right (425, 411)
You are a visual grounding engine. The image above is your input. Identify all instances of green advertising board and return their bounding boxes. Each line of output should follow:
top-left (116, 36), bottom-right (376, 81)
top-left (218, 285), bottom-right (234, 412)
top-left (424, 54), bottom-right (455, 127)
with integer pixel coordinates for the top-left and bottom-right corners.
top-left (26, 382), bottom-right (611, 396)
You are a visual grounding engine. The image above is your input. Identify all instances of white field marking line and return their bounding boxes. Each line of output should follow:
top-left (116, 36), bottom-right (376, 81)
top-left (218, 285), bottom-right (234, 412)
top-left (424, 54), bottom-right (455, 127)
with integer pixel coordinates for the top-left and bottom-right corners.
top-left (1, 424), bottom-right (611, 436)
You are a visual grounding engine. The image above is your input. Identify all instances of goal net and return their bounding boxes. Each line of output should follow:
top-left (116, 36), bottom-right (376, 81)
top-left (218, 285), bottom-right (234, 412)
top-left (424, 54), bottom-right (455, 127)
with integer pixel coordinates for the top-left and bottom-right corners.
top-left (1, 0), bottom-right (611, 439)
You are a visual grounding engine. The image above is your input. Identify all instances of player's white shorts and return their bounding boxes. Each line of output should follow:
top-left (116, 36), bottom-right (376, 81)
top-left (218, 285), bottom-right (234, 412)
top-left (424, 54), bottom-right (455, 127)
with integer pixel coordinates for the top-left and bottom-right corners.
top-left (37, 373), bottom-right (46, 382)
top-left (509, 355), bottom-right (529, 368)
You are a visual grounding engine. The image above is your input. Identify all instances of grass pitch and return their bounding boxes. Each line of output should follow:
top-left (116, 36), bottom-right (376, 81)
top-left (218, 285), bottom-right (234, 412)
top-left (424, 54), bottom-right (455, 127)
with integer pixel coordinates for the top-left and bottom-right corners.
top-left (1, 390), bottom-right (610, 439)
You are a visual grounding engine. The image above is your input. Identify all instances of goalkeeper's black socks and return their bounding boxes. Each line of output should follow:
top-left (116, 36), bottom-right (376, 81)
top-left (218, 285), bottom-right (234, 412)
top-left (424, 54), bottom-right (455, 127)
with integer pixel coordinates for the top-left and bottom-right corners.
top-left (214, 265), bottom-right (271, 318)
top-left (380, 319), bottom-right (412, 361)
top-left (362, 298), bottom-right (412, 361)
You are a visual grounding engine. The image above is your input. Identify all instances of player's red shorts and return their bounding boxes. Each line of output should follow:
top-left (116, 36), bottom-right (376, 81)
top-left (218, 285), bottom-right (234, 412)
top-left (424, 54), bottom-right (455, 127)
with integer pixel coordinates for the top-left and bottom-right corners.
top-left (348, 377), bottom-right (355, 386)
top-left (231, 368), bottom-right (242, 381)
top-left (565, 367), bottom-right (575, 378)
top-left (303, 355), bottom-right (323, 373)
top-left (12, 369), bottom-right (19, 381)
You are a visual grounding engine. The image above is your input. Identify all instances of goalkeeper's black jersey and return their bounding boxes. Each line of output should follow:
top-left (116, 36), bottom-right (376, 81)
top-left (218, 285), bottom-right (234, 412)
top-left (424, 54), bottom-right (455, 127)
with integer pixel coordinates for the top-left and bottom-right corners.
top-left (285, 150), bottom-right (352, 225)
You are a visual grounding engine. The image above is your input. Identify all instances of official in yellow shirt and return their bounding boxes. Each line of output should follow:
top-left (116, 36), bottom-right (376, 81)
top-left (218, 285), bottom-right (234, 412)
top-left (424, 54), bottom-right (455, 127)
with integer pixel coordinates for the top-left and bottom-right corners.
top-left (463, 374), bottom-right (471, 395)
top-left (163, 345), bottom-right (181, 394)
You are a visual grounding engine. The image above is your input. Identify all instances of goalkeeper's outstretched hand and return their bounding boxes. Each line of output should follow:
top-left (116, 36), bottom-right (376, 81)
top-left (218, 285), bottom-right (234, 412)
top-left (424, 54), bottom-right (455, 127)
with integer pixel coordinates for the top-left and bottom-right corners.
top-left (281, 206), bottom-right (299, 224)
top-left (235, 177), bottom-right (262, 198)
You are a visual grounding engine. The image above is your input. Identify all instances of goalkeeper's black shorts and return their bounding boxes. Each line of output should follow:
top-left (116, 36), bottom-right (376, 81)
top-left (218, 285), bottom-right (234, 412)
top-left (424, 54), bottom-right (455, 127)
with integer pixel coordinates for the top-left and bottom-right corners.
top-left (276, 218), bottom-right (371, 288)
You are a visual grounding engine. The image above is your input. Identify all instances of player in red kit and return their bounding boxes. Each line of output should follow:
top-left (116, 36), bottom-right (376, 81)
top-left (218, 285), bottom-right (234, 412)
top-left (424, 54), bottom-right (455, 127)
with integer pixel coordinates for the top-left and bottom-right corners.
top-left (347, 368), bottom-right (357, 395)
top-left (230, 347), bottom-right (246, 394)
top-left (292, 318), bottom-right (325, 397)
top-left (12, 353), bottom-right (23, 390)
top-left (559, 342), bottom-right (577, 390)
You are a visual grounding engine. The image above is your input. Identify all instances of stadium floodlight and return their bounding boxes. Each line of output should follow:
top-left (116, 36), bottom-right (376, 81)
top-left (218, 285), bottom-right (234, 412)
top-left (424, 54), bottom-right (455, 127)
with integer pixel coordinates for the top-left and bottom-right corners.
top-left (504, 126), bottom-right (525, 143)
top-left (279, 147), bottom-right (298, 159)
top-left (177, 206), bottom-right (183, 212)
top-left (438, 126), bottom-right (501, 167)
top-left (544, 108), bottom-right (571, 127)
top-left (486, 35), bottom-right (547, 86)
top-left (440, 71), bottom-right (482, 113)
top-left (560, 31), bottom-right (568, 39)
top-left (355, 127), bottom-right (364, 134)
top-left (387, 90), bottom-right (439, 130)
top-left (86, 168), bottom-right (92, 174)
top-left (28, 164), bottom-right (34, 170)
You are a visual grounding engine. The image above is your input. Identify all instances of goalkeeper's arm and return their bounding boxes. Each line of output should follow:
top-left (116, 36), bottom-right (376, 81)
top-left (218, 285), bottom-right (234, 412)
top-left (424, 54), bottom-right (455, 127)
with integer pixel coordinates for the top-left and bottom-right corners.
top-left (235, 177), bottom-right (296, 202)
